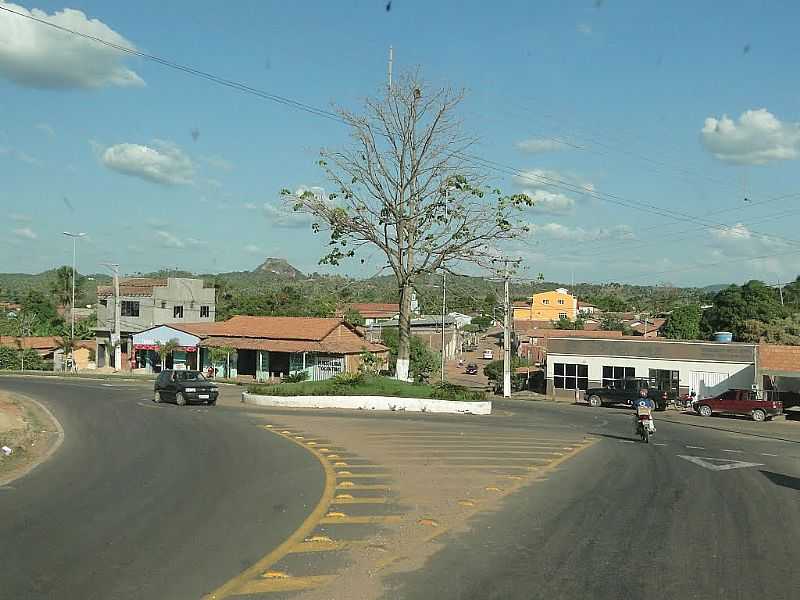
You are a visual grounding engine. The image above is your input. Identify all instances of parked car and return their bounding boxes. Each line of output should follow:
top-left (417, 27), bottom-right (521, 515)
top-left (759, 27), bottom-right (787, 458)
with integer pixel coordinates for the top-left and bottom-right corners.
top-left (465, 362), bottom-right (478, 375)
top-left (154, 369), bottom-right (219, 406)
top-left (695, 389), bottom-right (782, 421)
top-left (482, 349), bottom-right (494, 360)
top-left (584, 377), bottom-right (674, 411)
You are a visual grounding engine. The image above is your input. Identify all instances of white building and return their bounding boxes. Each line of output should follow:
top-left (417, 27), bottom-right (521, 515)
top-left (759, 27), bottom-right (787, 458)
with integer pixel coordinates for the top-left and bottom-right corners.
top-left (545, 337), bottom-right (757, 400)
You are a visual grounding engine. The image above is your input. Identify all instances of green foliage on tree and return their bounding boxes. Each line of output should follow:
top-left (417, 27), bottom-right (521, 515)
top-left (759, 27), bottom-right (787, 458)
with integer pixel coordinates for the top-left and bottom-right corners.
top-left (380, 328), bottom-right (439, 383)
top-left (662, 304), bottom-right (702, 340)
top-left (343, 308), bottom-right (365, 327)
top-left (701, 280), bottom-right (787, 339)
top-left (216, 285), bottom-right (335, 320)
top-left (554, 316), bottom-right (585, 330)
top-left (358, 350), bottom-right (382, 375)
top-left (210, 345), bottom-right (237, 377)
top-left (156, 339), bottom-right (180, 369)
top-left (0, 346), bottom-right (46, 370)
top-left (461, 323), bottom-right (480, 333)
top-left (50, 265), bottom-right (85, 309)
top-left (471, 315), bottom-right (493, 331)
top-left (20, 290), bottom-right (64, 336)
top-left (599, 313), bottom-right (632, 334)
top-left (740, 314), bottom-right (800, 345)
top-left (482, 357), bottom-right (530, 393)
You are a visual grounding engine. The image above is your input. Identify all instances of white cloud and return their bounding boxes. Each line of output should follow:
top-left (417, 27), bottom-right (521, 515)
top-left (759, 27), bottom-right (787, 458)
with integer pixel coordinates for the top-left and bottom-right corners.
top-left (710, 222), bottom-right (752, 242)
top-left (0, 146), bottom-right (40, 165)
top-left (514, 169), bottom-right (595, 215)
top-left (101, 140), bottom-right (194, 185)
top-left (186, 237), bottom-right (207, 247)
top-left (523, 189), bottom-right (575, 214)
top-left (263, 200), bottom-right (315, 228)
top-left (154, 229), bottom-right (185, 249)
top-left (700, 108), bottom-right (800, 165)
top-left (710, 222), bottom-right (787, 257)
top-left (243, 202), bottom-right (257, 210)
top-left (577, 23), bottom-right (592, 35)
top-left (12, 226), bottom-right (37, 240)
top-left (0, 3), bottom-right (144, 89)
top-left (515, 138), bottom-right (572, 153)
top-left (244, 244), bottom-right (262, 255)
top-left (528, 222), bottom-right (634, 242)
top-left (10, 212), bottom-right (32, 222)
top-left (35, 122), bottom-right (55, 137)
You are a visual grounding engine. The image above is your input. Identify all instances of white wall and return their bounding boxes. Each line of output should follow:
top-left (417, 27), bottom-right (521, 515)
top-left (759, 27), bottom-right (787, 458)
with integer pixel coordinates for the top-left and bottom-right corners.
top-left (547, 353), bottom-right (755, 396)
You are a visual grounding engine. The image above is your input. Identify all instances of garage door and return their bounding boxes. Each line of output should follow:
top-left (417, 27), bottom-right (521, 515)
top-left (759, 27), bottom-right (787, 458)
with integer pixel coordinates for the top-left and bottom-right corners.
top-left (691, 371), bottom-right (729, 397)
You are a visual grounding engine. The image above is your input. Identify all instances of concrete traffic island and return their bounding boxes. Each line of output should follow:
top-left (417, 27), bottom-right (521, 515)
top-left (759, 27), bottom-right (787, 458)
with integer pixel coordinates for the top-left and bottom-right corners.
top-left (241, 391), bottom-right (492, 415)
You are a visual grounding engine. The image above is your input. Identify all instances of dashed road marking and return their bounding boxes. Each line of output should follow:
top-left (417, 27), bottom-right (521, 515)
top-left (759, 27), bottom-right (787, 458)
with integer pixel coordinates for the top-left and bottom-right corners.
top-left (721, 449), bottom-right (743, 453)
top-left (686, 445), bottom-right (705, 450)
top-left (619, 440), bottom-right (635, 444)
top-left (761, 453), bottom-right (779, 457)
top-left (653, 443), bottom-right (667, 446)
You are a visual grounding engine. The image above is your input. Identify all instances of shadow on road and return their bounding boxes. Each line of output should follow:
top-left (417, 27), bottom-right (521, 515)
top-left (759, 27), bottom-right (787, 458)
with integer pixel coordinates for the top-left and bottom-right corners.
top-left (589, 432), bottom-right (639, 442)
top-left (760, 470), bottom-right (800, 492)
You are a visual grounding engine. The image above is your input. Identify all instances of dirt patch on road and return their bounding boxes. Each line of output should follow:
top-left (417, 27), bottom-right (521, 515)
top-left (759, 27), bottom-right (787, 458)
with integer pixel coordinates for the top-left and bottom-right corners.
top-left (0, 391), bottom-right (63, 486)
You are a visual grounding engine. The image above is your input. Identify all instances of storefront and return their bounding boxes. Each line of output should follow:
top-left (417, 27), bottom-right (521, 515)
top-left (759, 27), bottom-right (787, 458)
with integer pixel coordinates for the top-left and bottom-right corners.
top-left (131, 325), bottom-right (202, 373)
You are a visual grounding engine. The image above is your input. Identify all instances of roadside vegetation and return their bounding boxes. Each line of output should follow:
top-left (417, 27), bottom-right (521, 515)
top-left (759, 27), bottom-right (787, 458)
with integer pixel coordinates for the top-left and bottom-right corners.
top-left (248, 373), bottom-right (486, 401)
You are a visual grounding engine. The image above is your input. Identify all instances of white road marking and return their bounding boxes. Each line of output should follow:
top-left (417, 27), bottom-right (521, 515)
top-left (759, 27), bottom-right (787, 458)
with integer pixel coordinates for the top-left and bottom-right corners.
top-left (619, 440), bottom-right (635, 444)
top-left (677, 455), bottom-right (764, 471)
top-left (721, 449), bottom-right (743, 453)
top-left (654, 443), bottom-right (667, 446)
top-left (686, 445), bottom-right (705, 450)
top-left (761, 453), bottom-right (779, 457)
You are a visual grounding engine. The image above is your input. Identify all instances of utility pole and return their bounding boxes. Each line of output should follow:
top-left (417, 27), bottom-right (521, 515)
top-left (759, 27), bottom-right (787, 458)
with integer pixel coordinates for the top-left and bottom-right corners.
top-left (492, 258), bottom-right (521, 398)
top-left (387, 45), bottom-right (393, 88)
top-left (441, 270), bottom-right (446, 382)
top-left (778, 279), bottom-right (784, 306)
top-left (63, 232), bottom-right (86, 371)
top-left (103, 262), bottom-right (121, 370)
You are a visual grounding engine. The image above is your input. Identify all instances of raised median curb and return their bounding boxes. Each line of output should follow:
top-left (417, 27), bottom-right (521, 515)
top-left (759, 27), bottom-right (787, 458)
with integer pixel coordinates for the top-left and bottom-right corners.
top-left (241, 392), bottom-right (492, 415)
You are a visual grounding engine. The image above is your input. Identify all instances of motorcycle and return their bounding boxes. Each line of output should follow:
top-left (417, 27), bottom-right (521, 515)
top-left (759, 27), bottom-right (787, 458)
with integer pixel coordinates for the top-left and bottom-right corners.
top-left (636, 410), bottom-right (655, 443)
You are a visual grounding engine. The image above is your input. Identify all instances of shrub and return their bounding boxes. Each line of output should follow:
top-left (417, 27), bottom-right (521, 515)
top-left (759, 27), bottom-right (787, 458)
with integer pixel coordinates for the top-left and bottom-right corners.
top-left (284, 371), bottom-right (309, 383)
top-left (431, 381), bottom-right (486, 402)
top-left (358, 350), bottom-right (381, 375)
top-left (332, 371), bottom-right (364, 386)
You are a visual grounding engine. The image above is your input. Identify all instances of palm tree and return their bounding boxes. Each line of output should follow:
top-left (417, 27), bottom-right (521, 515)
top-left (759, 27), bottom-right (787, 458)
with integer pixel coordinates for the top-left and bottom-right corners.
top-left (51, 266), bottom-right (76, 309)
top-left (157, 338), bottom-right (180, 370)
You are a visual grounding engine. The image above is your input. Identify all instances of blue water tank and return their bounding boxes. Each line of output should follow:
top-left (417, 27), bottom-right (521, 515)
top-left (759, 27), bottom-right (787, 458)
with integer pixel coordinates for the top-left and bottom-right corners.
top-left (714, 331), bottom-right (733, 343)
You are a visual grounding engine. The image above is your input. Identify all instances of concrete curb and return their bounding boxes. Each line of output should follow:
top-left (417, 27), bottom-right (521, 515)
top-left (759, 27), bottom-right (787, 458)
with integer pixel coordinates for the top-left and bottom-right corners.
top-left (241, 392), bottom-right (492, 415)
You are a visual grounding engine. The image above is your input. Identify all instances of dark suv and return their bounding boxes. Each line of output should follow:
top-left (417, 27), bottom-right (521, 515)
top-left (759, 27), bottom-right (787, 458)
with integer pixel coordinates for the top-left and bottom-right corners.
top-left (585, 377), bottom-right (673, 411)
top-left (154, 370), bottom-right (218, 406)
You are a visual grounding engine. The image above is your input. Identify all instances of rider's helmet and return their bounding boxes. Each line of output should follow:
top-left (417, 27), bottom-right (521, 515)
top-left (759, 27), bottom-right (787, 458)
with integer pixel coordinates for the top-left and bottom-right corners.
top-left (639, 387), bottom-right (648, 398)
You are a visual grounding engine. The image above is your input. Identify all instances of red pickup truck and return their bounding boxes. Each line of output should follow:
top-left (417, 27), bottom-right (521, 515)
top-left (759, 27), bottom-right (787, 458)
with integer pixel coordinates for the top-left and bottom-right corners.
top-left (695, 389), bottom-right (783, 422)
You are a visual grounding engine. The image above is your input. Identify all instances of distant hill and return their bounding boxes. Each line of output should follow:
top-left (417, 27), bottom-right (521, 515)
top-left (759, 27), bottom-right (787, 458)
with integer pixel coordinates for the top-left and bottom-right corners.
top-left (253, 258), bottom-right (305, 279)
top-left (700, 283), bottom-right (731, 294)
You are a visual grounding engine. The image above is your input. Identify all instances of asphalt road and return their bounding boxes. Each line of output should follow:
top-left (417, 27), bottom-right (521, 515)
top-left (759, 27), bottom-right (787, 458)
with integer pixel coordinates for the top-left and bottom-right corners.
top-left (381, 400), bottom-right (800, 600)
top-left (0, 377), bottom-right (323, 600)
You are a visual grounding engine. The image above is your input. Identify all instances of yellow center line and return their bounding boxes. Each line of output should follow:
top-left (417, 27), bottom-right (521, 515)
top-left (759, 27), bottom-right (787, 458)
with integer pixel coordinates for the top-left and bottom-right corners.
top-left (232, 575), bottom-right (336, 595)
top-left (202, 429), bottom-right (336, 600)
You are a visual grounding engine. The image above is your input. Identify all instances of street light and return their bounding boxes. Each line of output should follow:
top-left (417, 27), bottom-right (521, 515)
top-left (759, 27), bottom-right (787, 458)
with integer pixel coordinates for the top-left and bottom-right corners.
top-left (63, 232), bottom-right (86, 371)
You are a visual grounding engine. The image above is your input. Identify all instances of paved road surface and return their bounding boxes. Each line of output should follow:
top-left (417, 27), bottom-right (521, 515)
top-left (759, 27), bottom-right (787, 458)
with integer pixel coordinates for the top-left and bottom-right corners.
top-left (382, 401), bottom-right (800, 600)
top-left (0, 377), bottom-right (323, 600)
top-left (2, 377), bottom-right (798, 600)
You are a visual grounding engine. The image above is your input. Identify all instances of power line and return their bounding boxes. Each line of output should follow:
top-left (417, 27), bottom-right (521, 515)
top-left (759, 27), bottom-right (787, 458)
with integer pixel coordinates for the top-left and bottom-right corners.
top-left (6, 5), bottom-right (799, 277)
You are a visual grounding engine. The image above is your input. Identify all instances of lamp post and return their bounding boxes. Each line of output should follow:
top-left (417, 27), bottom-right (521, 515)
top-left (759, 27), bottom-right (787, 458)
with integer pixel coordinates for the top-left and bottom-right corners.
top-left (63, 232), bottom-right (86, 371)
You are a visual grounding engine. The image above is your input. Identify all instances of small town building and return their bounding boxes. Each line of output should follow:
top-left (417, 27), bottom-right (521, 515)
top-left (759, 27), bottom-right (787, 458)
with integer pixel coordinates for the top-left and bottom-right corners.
top-left (370, 315), bottom-right (462, 360)
top-left (513, 288), bottom-right (578, 322)
top-left (94, 277), bottom-right (215, 371)
top-left (545, 337), bottom-right (757, 399)
top-left (337, 303), bottom-right (400, 325)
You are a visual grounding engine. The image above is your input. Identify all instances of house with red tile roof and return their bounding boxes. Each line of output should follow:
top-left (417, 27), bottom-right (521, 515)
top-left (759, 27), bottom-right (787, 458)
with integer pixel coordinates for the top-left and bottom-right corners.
top-left (336, 302), bottom-right (400, 325)
top-left (129, 315), bottom-right (388, 381)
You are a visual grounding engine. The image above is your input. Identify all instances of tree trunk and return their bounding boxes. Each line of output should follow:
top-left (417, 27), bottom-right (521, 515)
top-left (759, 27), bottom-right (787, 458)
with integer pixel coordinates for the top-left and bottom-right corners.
top-left (396, 281), bottom-right (414, 381)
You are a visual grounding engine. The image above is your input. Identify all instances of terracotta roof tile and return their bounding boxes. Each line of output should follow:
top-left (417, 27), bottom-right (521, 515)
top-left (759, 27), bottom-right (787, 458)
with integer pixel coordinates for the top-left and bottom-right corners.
top-left (338, 303), bottom-right (400, 318)
top-left (97, 278), bottom-right (169, 297)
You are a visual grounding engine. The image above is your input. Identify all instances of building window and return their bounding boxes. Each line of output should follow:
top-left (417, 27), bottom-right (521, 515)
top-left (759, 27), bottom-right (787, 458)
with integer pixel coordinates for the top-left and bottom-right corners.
top-left (558, 299), bottom-right (564, 305)
top-left (173, 305), bottom-right (184, 319)
top-left (99, 299), bottom-right (107, 307)
top-left (200, 305), bottom-right (210, 318)
top-left (602, 366), bottom-right (636, 388)
top-left (121, 301), bottom-right (140, 317)
top-left (558, 312), bottom-right (568, 320)
top-left (161, 301), bottom-right (167, 309)
top-left (553, 363), bottom-right (588, 390)
top-left (542, 299), bottom-right (550, 305)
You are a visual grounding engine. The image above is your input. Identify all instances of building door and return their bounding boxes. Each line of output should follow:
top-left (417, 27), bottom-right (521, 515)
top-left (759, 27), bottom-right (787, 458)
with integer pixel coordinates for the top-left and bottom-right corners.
top-left (649, 369), bottom-right (679, 395)
top-left (691, 371), bottom-right (728, 398)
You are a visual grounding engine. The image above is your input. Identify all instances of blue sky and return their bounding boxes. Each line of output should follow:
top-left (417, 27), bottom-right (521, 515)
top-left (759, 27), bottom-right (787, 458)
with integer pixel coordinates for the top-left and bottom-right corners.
top-left (2, 0), bottom-right (800, 286)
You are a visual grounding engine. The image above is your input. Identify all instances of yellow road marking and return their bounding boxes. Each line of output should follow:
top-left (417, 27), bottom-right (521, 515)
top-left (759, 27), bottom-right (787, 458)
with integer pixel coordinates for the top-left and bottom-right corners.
top-left (318, 448), bottom-right (330, 452)
top-left (399, 456), bottom-right (561, 461)
top-left (233, 575), bottom-right (336, 595)
top-left (458, 499), bottom-right (477, 507)
top-left (265, 425), bottom-right (273, 428)
top-left (262, 570), bottom-right (289, 579)
top-left (306, 441), bottom-right (317, 446)
top-left (325, 511), bottom-right (348, 518)
top-left (337, 483), bottom-right (391, 490)
top-left (336, 470), bottom-right (353, 476)
top-left (319, 515), bottom-right (403, 525)
top-left (417, 518), bottom-right (439, 527)
top-left (331, 496), bottom-right (388, 504)
top-left (333, 461), bottom-right (348, 466)
top-left (280, 430), bottom-right (292, 434)
top-left (202, 428), bottom-right (336, 600)
top-left (485, 486), bottom-right (503, 492)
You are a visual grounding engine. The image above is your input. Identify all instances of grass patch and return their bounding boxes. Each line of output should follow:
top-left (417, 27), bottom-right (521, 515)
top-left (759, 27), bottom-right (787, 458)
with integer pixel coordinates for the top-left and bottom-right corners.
top-left (248, 375), bottom-right (486, 402)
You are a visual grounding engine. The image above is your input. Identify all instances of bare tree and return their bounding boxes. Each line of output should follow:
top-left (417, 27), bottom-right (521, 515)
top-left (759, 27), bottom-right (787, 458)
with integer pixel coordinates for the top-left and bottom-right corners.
top-left (284, 72), bottom-right (532, 380)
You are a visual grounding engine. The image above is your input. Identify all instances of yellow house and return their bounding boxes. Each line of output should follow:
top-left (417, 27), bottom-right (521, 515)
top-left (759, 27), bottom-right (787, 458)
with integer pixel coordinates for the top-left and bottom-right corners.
top-left (513, 288), bottom-right (577, 321)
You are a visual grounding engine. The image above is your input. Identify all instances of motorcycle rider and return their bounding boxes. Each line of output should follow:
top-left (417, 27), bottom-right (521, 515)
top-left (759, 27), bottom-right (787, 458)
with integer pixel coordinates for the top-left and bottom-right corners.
top-left (633, 387), bottom-right (656, 435)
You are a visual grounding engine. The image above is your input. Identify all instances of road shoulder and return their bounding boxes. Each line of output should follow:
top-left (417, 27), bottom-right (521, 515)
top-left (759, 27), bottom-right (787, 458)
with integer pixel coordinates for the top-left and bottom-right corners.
top-left (0, 390), bottom-right (64, 486)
